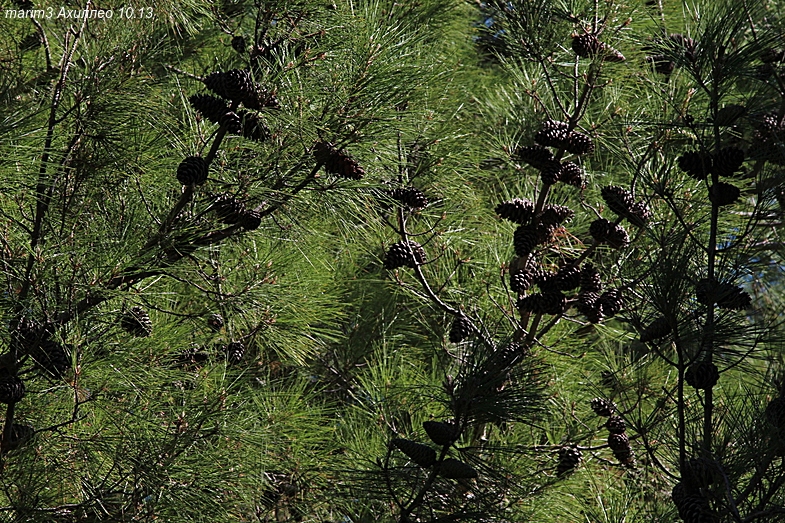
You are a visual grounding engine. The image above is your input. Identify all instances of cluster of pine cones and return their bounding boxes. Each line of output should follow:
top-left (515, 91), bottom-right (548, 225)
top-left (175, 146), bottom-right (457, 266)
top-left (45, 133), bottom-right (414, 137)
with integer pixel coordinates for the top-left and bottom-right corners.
top-left (390, 421), bottom-right (478, 479)
top-left (591, 398), bottom-right (634, 466)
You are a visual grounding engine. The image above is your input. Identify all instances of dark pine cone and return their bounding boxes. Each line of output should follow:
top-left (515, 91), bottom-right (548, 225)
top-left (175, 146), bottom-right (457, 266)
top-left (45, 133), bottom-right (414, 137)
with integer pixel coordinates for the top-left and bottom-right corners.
top-left (423, 420), bottom-right (460, 446)
top-left (534, 121), bottom-right (570, 149)
top-left (601, 185), bottom-right (635, 219)
top-left (685, 361), bottom-right (719, 390)
top-left (207, 313), bottom-right (225, 332)
top-left (683, 457), bottom-right (718, 489)
top-left (239, 209), bottom-right (262, 230)
top-left (591, 397), bottom-right (616, 417)
top-left (580, 264), bottom-right (602, 294)
top-left (572, 34), bottom-right (603, 57)
top-left (32, 340), bottom-right (71, 378)
top-left (765, 397), bottom-right (785, 429)
top-left (577, 291), bottom-right (600, 317)
top-left (231, 35), bottom-right (246, 54)
top-left (712, 147), bottom-right (744, 177)
top-left (449, 314), bottom-right (472, 343)
top-left (607, 432), bottom-right (630, 453)
top-left (213, 193), bottom-right (247, 225)
top-left (438, 458), bottom-right (479, 479)
top-left (390, 187), bottom-right (429, 210)
top-left (559, 161), bottom-right (584, 187)
top-left (539, 265), bottom-right (581, 292)
top-left (240, 87), bottom-right (279, 111)
top-left (313, 141), bottom-right (365, 180)
top-left (513, 224), bottom-right (539, 256)
top-left (188, 94), bottom-right (232, 126)
top-left (640, 316), bottom-right (672, 342)
top-left (590, 218), bottom-right (630, 249)
top-left (391, 438), bottom-right (436, 467)
top-left (517, 291), bottom-right (567, 315)
top-left (674, 490), bottom-right (719, 523)
top-left (540, 162), bottom-right (563, 185)
top-left (6, 423), bottom-right (35, 450)
top-left (516, 145), bottom-right (556, 171)
top-left (626, 201), bottom-right (652, 228)
top-left (120, 306), bottom-right (152, 337)
top-left (696, 278), bottom-right (751, 310)
top-left (0, 376), bottom-right (26, 404)
top-left (709, 182), bottom-right (740, 206)
top-left (510, 263), bottom-right (545, 293)
top-left (563, 131), bottom-right (595, 155)
top-left (225, 341), bottom-right (246, 364)
top-left (495, 198), bottom-right (535, 224)
top-left (384, 241), bottom-right (426, 269)
top-left (605, 415), bottom-right (626, 434)
top-left (597, 289), bottom-right (623, 318)
top-left (219, 110), bottom-right (242, 134)
top-left (538, 204), bottom-right (575, 226)
top-left (646, 54), bottom-right (675, 75)
top-left (203, 69), bottom-right (256, 103)
top-left (237, 110), bottom-right (270, 142)
top-left (176, 156), bottom-right (209, 186)
top-left (556, 446), bottom-right (582, 476)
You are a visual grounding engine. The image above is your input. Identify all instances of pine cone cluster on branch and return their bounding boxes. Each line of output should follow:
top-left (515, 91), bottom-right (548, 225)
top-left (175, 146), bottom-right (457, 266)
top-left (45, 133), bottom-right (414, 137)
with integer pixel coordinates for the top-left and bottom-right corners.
top-left (313, 141), bottom-right (365, 180)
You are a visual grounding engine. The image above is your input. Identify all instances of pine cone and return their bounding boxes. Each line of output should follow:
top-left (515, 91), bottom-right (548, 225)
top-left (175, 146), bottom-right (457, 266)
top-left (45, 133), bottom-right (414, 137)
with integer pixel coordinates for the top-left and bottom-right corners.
top-left (423, 421), bottom-right (460, 446)
top-left (572, 34), bottom-right (603, 57)
top-left (203, 69), bottom-right (256, 103)
top-left (239, 209), bottom-right (262, 230)
top-left (683, 457), bottom-right (717, 489)
top-left (449, 315), bottom-right (472, 343)
top-left (563, 131), bottom-right (596, 155)
top-left (538, 204), bottom-right (574, 226)
top-left (207, 313), bottom-right (225, 332)
top-left (714, 105), bottom-right (747, 126)
top-left (213, 193), bottom-right (246, 224)
top-left (597, 289), bottom-right (623, 318)
top-left (237, 110), bottom-right (270, 142)
top-left (709, 182), bottom-right (740, 206)
top-left (559, 161), bottom-right (584, 187)
top-left (516, 145), bottom-right (556, 170)
top-left (231, 35), bottom-right (246, 54)
top-left (540, 162), bottom-right (562, 185)
top-left (590, 218), bottom-right (630, 249)
top-left (534, 121), bottom-right (570, 149)
top-left (646, 54), bottom-right (675, 75)
top-left (188, 94), bottom-right (232, 126)
top-left (539, 265), bottom-right (581, 292)
top-left (685, 361), bottom-right (719, 390)
top-left (517, 291), bottom-right (567, 315)
top-left (765, 397), bottom-right (785, 429)
top-left (591, 398), bottom-right (616, 417)
top-left (607, 432), bottom-right (630, 453)
top-left (438, 458), bottom-right (478, 479)
top-left (314, 141), bottom-right (365, 180)
top-left (219, 110), bottom-right (243, 134)
top-left (495, 198), bottom-right (535, 224)
top-left (601, 185), bottom-right (635, 219)
top-left (5, 423), bottom-right (34, 450)
top-left (226, 341), bottom-right (246, 364)
top-left (627, 202), bottom-right (652, 228)
top-left (391, 438), bottom-right (436, 467)
top-left (176, 156), bottom-right (209, 186)
top-left (120, 306), bottom-right (152, 337)
top-left (640, 317), bottom-right (672, 342)
top-left (390, 187), bottom-right (429, 210)
top-left (513, 224), bottom-right (539, 256)
top-left (384, 241), bottom-right (426, 269)
top-left (556, 446), bottom-right (582, 476)
top-left (605, 415), bottom-right (626, 434)
top-left (0, 376), bottom-right (25, 404)
top-left (32, 340), bottom-right (71, 378)
top-left (696, 278), bottom-right (751, 309)
top-left (580, 264), bottom-right (602, 294)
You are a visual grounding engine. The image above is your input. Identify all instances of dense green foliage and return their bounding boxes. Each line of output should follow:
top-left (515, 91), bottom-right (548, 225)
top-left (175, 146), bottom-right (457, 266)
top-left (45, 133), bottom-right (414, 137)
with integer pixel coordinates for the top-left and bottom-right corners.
top-left (1, 0), bottom-right (784, 521)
